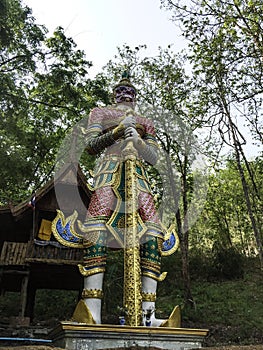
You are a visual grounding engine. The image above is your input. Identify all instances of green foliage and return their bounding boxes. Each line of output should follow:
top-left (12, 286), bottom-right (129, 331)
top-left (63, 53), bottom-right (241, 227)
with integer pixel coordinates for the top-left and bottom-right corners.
top-left (0, 292), bottom-right (20, 321)
top-left (34, 289), bottom-right (78, 323)
top-left (183, 264), bottom-right (263, 345)
top-left (191, 157), bottom-right (262, 258)
top-left (158, 255), bottom-right (263, 345)
top-left (188, 246), bottom-right (244, 282)
top-left (210, 244), bottom-right (244, 280)
top-left (0, 0), bottom-right (109, 205)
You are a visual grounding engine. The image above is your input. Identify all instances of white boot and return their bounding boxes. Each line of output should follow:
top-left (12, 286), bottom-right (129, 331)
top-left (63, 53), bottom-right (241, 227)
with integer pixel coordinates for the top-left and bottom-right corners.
top-left (142, 275), bottom-right (181, 327)
top-left (83, 272), bottom-right (104, 324)
top-left (142, 276), bottom-right (165, 327)
top-left (72, 272), bottom-right (104, 324)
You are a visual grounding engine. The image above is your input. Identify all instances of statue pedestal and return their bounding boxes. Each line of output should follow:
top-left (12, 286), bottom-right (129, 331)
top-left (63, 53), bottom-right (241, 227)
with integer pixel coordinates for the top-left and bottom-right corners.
top-left (49, 322), bottom-right (208, 350)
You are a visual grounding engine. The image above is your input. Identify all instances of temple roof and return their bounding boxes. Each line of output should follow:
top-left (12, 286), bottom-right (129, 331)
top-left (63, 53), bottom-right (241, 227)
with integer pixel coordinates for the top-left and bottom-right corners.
top-left (0, 162), bottom-right (91, 219)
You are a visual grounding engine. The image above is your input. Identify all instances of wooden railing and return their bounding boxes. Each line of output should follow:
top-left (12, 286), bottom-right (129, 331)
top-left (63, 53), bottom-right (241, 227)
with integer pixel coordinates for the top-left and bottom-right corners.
top-left (0, 241), bottom-right (28, 265)
top-left (0, 241), bottom-right (83, 266)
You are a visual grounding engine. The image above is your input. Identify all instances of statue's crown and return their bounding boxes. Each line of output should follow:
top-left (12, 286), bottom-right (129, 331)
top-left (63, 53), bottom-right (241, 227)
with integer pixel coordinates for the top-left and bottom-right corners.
top-left (114, 70), bottom-right (137, 94)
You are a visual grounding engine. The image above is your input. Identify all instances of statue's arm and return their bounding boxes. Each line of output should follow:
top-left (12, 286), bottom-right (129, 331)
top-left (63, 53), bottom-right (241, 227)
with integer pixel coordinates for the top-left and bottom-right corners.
top-left (139, 118), bottom-right (160, 165)
top-left (85, 108), bottom-right (134, 155)
top-left (137, 137), bottom-right (159, 166)
top-left (86, 124), bottom-right (124, 155)
top-left (139, 138), bottom-right (159, 165)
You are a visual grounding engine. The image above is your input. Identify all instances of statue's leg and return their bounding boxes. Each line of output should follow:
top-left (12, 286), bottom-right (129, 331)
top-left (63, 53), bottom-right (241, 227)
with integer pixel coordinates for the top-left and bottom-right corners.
top-left (138, 191), bottom-right (181, 327)
top-left (141, 237), bottom-right (181, 327)
top-left (73, 229), bottom-right (107, 324)
top-left (142, 276), bottom-right (165, 326)
top-left (74, 185), bottom-right (116, 324)
top-left (141, 237), bottom-right (165, 327)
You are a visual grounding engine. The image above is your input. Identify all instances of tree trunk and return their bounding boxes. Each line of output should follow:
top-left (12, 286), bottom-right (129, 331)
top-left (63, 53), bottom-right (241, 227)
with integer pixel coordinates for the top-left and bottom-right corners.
top-left (233, 144), bottom-right (263, 268)
top-left (225, 107), bottom-right (263, 268)
top-left (165, 151), bottom-right (194, 307)
top-left (218, 78), bottom-right (263, 268)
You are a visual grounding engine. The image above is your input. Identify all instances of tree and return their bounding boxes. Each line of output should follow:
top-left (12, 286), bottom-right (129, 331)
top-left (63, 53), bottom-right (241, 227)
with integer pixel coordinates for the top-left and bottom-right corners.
top-left (160, 0), bottom-right (263, 266)
top-left (0, 0), bottom-right (109, 204)
top-left (191, 157), bottom-right (262, 257)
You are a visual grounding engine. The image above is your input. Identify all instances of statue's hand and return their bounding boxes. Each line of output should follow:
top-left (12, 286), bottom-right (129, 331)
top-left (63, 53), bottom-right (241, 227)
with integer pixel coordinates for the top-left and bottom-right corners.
top-left (113, 116), bottom-right (136, 140)
top-left (124, 126), bottom-right (139, 147)
top-left (122, 115), bottom-right (136, 128)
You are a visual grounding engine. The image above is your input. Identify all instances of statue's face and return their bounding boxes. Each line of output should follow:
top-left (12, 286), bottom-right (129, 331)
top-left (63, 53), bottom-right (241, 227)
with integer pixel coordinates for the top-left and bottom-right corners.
top-left (115, 85), bottom-right (136, 104)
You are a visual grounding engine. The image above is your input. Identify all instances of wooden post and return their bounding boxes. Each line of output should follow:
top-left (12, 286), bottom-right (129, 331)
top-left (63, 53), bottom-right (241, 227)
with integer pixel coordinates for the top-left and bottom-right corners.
top-left (25, 281), bottom-right (36, 321)
top-left (21, 274), bottom-right (29, 317)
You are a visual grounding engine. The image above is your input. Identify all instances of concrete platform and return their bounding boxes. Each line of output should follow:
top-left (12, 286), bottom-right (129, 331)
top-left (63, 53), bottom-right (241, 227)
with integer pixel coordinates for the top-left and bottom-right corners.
top-left (50, 322), bottom-right (209, 350)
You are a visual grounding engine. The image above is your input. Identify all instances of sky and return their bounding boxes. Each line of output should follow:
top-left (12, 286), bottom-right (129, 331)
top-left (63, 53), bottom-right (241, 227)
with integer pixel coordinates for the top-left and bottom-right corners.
top-left (23, 0), bottom-right (186, 77)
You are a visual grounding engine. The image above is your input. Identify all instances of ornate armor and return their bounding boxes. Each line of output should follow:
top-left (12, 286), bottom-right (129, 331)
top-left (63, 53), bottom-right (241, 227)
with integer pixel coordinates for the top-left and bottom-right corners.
top-left (80, 105), bottom-right (166, 281)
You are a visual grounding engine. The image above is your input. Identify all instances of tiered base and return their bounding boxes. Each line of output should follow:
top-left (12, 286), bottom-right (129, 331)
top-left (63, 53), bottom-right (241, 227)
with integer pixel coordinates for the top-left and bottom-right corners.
top-left (50, 322), bottom-right (209, 350)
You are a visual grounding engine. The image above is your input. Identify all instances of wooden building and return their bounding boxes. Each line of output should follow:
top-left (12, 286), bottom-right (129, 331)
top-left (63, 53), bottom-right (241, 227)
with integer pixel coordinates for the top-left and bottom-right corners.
top-left (0, 162), bottom-right (92, 322)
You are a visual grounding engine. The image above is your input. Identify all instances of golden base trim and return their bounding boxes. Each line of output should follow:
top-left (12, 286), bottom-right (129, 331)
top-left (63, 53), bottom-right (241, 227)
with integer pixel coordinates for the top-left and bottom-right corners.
top-left (51, 321), bottom-right (209, 336)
